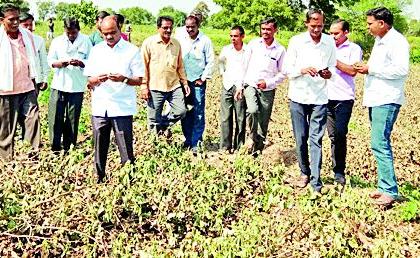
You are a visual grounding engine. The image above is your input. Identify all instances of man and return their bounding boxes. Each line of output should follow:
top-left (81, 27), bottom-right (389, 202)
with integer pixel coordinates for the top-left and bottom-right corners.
top-left (89, 11), bottom-right (109, 46)
top-left (327, 19), bottom-right (363, 185)
top-left (283, 9), bottom-right (336, 193)
top-left (47, 18), bottom-right (92, 152)
top-left (19, 13), bottom-right (50, 95)
top-left (84, 16), bottom-right (144, 182)
top-left (115, 14), bottom-right (128, 41)
top-left (176, 15), bottom-right (215, 154)
top-left (47, 17), bottom-right (54, 40)
top-left (243, 17), bottom-right (286, 156)
top-left (141, 16), bottom-right (189, 136)
top-left (354, 7), bottom-right (409, 206)
top-left (218, 25), bottom-right (249, 153)
top-left (0, 4), bottom-right (40, 160)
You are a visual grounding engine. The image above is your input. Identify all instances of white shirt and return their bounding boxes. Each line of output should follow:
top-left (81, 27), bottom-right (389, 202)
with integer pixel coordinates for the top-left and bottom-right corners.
top-left (327, 40), bottom-right (362, 100)
top-left (219, 43), bottom-right (250, 90)
top-left (363, 28), bottom-right (409, 107)
top-left (33, 33), bottom-right (50, 83)
top-left (176, 30), bottom-right (215, 82)
top-left (284, 32), bottom-right (336, 105)
top-left (84, 39), bottom-right (145, 117)
top-left (48, 33), bottom-right (92, 92)
top-left (244, 38), bottom-right (286, 91)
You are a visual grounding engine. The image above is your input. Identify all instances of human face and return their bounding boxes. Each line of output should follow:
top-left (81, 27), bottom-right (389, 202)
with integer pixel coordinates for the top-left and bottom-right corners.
top-left (260, 23), bottom-right (276, 42)
top-left (158, 20), bottom-right (173, 42)
top-left (101, 21), bottom-right (121, 47)
top-left (65, 27), bottom-right (79, 43)
top-left (185, 18), bottom-right (199, 39)
top-left (1, 10), bottom-right (20, 34)
top-left (305, 13), bottom-right (324, 41)
top-left (229, 29), bottom-right (244, 48)
top-left (20, 19), bottom-right (34, 32)
top-left (366, 15), bottom-right (385, 37)
top-left (329, 23), bottom-right (347, 46)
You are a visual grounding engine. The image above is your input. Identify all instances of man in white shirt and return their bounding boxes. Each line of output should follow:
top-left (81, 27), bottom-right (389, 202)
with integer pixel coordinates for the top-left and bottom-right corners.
top-left (354, 7), bottom-right (409, 206)
top-left (19, 13), bottom-right (50, 95)
top-left (243, 17), bottom-right (286, 156)
top-left (84, 16), bottom-right (144, 182)
top-left (327, 19), bottom-right (362, 185)
top-left (219, 25), bottom-right (249, 153)
top-left (47, 18), bottom-right (92, 152)
top-left (283, 9), bottom-right (336, 193)
top-left (176, 15), bottom-right (215, 155)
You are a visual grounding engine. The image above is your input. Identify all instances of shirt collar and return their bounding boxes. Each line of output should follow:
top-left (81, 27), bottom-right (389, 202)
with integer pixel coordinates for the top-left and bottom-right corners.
top-left (257, 37), bottom-right (280, 49)
top-left (229, 43), bottom-right (247, 52)
top-left (376, 27), bottom-right (396, 45)
top-left (155, 34), bottom-right (174, 45)
top-left (304, 31), bottom-right (331, 45)
top-left (337, 39), bottom-right (350, 49)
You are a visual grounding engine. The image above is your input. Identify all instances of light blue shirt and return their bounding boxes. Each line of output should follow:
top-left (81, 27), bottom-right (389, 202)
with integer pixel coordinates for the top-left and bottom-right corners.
top-left (48, 33), bottom-right (92, 92)
top-left (176, 30), bottom-right (215, 82)
top-left (83, 39), bottom-right (145, 117)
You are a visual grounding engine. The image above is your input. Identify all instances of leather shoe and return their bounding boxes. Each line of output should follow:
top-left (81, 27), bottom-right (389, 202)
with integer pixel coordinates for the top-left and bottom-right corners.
top-left (292, 175), bottom-right (309, 188)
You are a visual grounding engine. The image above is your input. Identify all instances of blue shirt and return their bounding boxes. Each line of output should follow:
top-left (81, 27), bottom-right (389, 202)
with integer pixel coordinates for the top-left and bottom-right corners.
top-left (176, 30), bottom-right (215, 82)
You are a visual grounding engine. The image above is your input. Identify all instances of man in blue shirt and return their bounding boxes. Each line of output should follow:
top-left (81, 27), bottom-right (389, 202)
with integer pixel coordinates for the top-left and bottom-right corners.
top-left (176, 15), bottom-right (215, 155)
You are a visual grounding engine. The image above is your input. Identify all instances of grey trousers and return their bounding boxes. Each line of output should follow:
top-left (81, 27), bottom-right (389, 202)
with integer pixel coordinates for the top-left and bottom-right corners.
top-left (243, 86), bottom-right (276, 152)
top-left (0, 90), bottom-right (40, 160)
top-left (48, 89), bottom-right (84, 151)
top-left (147, 86), bottom-right (186, 133)
top-left (219, 85), bottom-right (246, 150)
top-left (92, 115), bottom-right (134, 179)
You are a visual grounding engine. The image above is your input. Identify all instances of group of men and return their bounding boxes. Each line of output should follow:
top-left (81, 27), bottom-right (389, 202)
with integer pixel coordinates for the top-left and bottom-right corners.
top-left (0, 4), bottom-right (409, 206)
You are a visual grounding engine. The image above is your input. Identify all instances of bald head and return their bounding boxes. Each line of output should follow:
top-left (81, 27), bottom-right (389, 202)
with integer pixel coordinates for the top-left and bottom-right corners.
top-left (100, 16), bottom-right (121, 47)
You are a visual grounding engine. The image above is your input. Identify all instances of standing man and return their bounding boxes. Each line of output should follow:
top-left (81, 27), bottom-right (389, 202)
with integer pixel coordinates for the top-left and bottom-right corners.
top-left (354, 7), bottom-right (409, 206)
top-left (19, 13), bottom-right (50, 95)
top-left (89, 11), bottom-right (109, 46)
top-left (47, 18), bottom-right (92, 152)
top-left (0, 4), bottom-right (40, 160)
top-left (219, 25), bottom-right (249, 153)
top-left (47, 17), bottom-right (54, 40)
top-left (283, 9), bottom-right (336, 193)
top-left (176, 15), bottom-right (214, 154)
top-left (243, 17), bottom-right (286, 156)
top-left (327, 19), bottom-right (363, 185)
top-left (141, 16), bottom-right (189, 136)
top-left (84, 16), bottom-right (144, 182)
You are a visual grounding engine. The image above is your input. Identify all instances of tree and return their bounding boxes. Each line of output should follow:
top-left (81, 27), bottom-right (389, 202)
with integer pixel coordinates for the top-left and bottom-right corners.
top-left (0, 0), bottom-right (30, 12)
top-left (191, 1), bottom-right (210, 25)
top-left (209, 0), bottom-right (299, 33)
top-left (36, 0), bottom-right (55, 20)
top-left (119, 7), bottom-right (155, 25)
top-left (55, 0), bottom-right (98, 27)
top-left (157, 6), bottom-right (187, 27)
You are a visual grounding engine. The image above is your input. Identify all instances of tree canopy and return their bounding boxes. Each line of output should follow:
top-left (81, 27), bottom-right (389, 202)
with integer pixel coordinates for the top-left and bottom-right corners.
top-left (157, 6), bottom-right (187, 27)
top-left (119, 7), bottom-right (155, 25)
top-left (0, 0), bottom-right (29, 13)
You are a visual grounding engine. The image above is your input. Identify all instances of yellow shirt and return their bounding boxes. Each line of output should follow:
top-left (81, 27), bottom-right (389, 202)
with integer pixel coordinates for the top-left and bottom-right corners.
top-left (141, 34), bottom-right (187, 92)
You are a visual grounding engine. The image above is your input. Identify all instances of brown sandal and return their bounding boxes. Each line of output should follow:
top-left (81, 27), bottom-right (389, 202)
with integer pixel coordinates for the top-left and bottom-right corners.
top-left (368, 190), bottom-right (382, 199)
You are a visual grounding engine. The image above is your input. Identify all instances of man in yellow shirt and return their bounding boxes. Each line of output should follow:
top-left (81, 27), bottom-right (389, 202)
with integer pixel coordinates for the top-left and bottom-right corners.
top-left (141, 16), bottom-right (190, 136)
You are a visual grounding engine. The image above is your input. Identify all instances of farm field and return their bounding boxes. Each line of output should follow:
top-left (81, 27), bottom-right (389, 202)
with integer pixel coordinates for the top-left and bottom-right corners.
top-left (0, 23), bottom-right (419, 257)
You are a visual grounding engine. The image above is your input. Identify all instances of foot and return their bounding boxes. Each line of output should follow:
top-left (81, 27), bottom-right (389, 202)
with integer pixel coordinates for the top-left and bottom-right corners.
top-left (334, 175), bottom-right (346, 186)
top-left (373, 193), bottom-right (396, 207)
top-left (368, 190), bottom-right (383, 199)
top-left (292, 175), bottom-right (310, 188)
top-left (192, 147), bottom-right (198, 157)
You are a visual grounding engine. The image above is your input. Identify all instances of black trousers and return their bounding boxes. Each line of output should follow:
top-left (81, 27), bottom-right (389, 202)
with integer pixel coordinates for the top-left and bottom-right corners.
top-left (326, 99), bottom-right (354, 177)
top-left (92, 115), bottom-right (134, 178)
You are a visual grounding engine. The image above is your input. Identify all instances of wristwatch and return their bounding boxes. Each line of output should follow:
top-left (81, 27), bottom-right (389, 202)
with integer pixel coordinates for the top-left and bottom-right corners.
top-left (123, 77), bottom-right (129, 84)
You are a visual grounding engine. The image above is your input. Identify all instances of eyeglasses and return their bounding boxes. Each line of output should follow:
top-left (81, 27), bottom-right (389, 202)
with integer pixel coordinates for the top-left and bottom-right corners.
top-left (160, 26), bottom-right (172, 30)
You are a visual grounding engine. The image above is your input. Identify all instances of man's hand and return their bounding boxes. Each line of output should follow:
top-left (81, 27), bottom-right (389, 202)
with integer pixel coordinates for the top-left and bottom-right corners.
top-left (301, 67), bottom-right (318, 77)
top-left (318, 68), bottom-right (332, 79)
top-left (194, 79), bottom-right (204, 86)
top-left (256, 80), bottom-right (267, 90)
top-left (234, 89), bottom-right (243, 101)
top-left (97, 74), bottom-right (109, 83)
top-left (140, 88), bottom-right (150, 100)
top-left (184, 84), bottom-right (191, 97)
top-left (53, 61), bottom-right (70, 68)
top-left (108, 73), bottom-right (125, 82)
top-left (69, 59), bottom-right (85, 68)
top-left (353, 63), bottom-right (369, 74)
top-left (37, 82), bottom-right (48, 91)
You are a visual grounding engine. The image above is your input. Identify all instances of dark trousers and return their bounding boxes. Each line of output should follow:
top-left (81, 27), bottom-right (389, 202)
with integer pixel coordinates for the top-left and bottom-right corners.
top-left (92, 115), bottom-right (134, 178)
top-left (48, 89), bottom-right (84, 151)
top-left (326, 99), bottom-right (354, 178)
top-left (219, 85), bottom-right (246, 150)
top-left (290, 101), bottom-right (327, 192)
top-left (0, 90), bottom-right (40, 160)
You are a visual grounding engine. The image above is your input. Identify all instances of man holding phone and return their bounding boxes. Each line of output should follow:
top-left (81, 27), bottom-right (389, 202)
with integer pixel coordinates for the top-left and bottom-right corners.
top-left (48, 18), bottom-right (92, 152)
top-left (327, 19), bottom-right (362, 185)
top-left (283, 9), bottom-right (336, 194)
